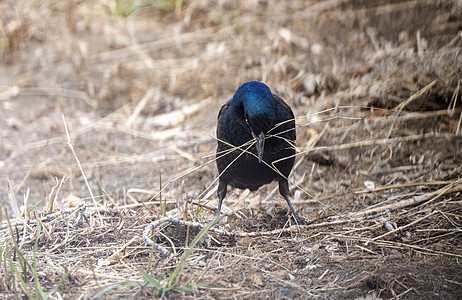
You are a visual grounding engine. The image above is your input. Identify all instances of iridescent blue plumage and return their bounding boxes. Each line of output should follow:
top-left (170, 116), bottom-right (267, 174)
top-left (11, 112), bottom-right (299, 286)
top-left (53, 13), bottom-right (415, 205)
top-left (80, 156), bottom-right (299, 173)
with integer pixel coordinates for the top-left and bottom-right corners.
top-left (216, 81), bottom-right (300, 224)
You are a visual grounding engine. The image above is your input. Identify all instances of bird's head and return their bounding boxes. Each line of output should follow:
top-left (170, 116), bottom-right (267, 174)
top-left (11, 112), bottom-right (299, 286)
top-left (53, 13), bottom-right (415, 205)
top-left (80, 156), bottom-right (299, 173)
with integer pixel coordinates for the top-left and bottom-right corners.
top-left (233, 81), bottom-right (277, 163)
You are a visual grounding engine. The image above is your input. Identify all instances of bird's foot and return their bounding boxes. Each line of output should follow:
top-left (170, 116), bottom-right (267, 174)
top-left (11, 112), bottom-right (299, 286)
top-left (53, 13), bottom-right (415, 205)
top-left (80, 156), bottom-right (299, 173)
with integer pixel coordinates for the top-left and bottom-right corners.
top-left (290, 213), bottom-right (302, 226)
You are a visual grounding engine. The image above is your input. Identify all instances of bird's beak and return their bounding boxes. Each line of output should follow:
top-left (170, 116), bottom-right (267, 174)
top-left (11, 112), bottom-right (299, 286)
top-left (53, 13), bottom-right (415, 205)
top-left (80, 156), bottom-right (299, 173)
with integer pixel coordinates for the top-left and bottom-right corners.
top-left (254, 131), bottom-right (265, 163)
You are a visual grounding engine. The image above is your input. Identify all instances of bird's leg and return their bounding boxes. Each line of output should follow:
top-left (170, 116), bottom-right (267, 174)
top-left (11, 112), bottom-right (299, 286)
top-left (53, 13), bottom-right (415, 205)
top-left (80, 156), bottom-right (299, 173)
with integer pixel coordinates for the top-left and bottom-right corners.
top-left (216, 180), bottom-right (228, 218)
top-left (283, 195), bottom-right (301, 225)
top-left (279, 180), bottom-right (301, 225)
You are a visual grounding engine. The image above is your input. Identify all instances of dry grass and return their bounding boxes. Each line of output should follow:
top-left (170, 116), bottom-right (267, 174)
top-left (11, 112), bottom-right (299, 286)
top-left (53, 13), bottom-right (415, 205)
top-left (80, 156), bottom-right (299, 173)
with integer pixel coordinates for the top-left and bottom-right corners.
top-left (1, 0), bottom-right (462, 298)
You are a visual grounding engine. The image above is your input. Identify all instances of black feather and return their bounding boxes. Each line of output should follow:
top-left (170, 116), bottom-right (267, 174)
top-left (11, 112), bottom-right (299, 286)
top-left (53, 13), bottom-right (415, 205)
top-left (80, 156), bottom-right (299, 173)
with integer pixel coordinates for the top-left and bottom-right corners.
top-left (215, 81), bottom-right (300, 224)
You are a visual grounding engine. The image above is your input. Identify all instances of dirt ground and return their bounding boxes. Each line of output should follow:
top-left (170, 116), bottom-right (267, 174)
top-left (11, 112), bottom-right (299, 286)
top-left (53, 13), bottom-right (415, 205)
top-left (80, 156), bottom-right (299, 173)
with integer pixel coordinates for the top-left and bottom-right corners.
top-left (1, 0), bottom-right (461, 299)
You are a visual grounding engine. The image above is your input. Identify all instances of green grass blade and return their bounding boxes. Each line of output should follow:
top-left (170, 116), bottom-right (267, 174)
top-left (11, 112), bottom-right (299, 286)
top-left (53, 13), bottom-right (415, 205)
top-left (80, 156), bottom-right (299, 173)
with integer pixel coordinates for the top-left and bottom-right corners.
top-left (172, 284), bottom-right (195, 293)
top-left (46, 269), bottom-right (72, 299)
top-left (137, 267), bottom-right (162, 289)
top-left (4, 209), bottom-right (34, 291)
top-left (0, 246), bottom-right (4, 290)
top-left (114, 0), bottom-right (137, 17)
top-left (96, 181), bottom-right (104, 204)
top-left (90, 281), bottom-right (137, 299)
top-left (146, 242), bottom-right (156, 273)
top-left (32, 219), bottom-right (46, 299)
top-left (168, 216), bottom-right (222, 288)
top-left (6, 243), bottom-right (32, 298)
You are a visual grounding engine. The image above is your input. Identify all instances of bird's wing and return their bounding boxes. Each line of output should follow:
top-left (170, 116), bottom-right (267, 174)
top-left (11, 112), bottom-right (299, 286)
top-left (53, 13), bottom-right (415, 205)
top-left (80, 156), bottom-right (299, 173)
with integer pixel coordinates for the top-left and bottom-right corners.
top-left (217, 97), bottom-right (233, 124)
top-left (216, 99), bottom-right (233, 140)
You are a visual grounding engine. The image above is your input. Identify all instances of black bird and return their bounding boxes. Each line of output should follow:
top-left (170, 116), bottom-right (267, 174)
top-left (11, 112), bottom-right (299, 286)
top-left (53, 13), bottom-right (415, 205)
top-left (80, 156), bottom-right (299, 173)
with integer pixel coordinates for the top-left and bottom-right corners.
top-left (216, 81), bottom-right (300, 224)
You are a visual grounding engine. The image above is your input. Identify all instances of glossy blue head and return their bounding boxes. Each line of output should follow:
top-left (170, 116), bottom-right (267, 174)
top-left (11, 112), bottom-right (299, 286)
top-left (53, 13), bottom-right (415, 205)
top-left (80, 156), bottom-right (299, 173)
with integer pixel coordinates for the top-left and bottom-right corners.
top-left (233, 81), bottom-right (276, 134)
top-left (232, 81), bottom-right (277, 162)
